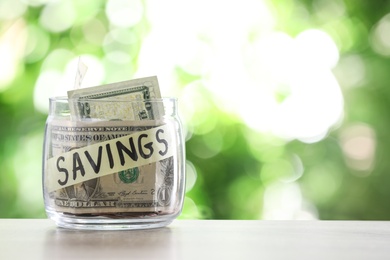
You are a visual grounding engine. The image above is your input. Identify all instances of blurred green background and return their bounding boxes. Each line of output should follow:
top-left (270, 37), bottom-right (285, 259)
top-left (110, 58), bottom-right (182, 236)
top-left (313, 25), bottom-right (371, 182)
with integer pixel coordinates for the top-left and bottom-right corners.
top-left (1, 0), bottom-right (390, 220)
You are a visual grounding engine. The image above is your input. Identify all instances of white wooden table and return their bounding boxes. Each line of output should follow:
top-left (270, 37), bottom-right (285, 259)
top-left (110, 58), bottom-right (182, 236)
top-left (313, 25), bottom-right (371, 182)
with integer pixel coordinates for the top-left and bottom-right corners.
top-left (1, 219), bottom-right (389, 259)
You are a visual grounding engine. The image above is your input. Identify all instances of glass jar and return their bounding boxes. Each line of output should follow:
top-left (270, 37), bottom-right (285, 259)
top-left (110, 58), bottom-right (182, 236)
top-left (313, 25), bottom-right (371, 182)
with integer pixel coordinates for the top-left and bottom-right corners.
top-left (42, 97), bottom-right (185, 230)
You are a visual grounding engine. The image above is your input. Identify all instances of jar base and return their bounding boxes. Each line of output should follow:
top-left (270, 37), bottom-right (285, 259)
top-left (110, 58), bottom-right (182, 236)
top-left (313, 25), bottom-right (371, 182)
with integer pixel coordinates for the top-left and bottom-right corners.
top-left (46, 210), bottom-right (175, 230)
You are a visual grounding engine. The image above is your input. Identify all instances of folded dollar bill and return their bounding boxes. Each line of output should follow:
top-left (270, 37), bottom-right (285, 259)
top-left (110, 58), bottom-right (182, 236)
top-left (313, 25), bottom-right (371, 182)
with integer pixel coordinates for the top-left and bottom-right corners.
top-left (67, 76), bottom-right (162, 120)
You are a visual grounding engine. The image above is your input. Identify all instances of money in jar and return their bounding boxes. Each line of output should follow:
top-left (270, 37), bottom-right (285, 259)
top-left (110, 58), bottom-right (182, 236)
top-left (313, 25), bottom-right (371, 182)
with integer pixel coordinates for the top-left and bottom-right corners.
top-left (42, 77), bottom-right (186, 230)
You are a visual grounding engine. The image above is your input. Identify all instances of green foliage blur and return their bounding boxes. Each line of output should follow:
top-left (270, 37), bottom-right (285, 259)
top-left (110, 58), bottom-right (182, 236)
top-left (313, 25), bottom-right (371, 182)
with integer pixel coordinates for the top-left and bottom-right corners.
top-left (1, 0), bottom-right (390, 220)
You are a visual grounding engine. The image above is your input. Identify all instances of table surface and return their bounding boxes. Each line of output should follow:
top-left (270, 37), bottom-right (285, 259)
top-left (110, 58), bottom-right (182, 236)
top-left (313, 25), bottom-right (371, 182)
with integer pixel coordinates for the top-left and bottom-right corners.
top-left (1, 219), bottom-right (389, 259)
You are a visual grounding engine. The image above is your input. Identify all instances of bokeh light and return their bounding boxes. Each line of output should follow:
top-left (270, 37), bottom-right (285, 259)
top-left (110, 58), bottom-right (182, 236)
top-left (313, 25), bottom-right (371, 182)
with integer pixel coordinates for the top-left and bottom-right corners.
top-left (0, 0), bottom-right (27, 20)
top-left (0, 19), bottom-right (26, 91)
top-left (105, 0), bottom-right (143, 28)
top-left (39, 0), bottom-right (76, 33)
top-left (340, 123), bottom-right (376, 174)
top-left (371, 13), bottom-right (390, 56)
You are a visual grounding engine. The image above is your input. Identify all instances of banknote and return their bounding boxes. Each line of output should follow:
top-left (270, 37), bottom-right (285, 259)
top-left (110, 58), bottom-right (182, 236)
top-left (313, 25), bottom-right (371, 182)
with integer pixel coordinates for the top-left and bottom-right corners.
top-left (46, 119), bottom-right (176, 215)
top-left (45, 76), bottom-right (175, 216)
top-left (67, 76), bottom-right (162, 120)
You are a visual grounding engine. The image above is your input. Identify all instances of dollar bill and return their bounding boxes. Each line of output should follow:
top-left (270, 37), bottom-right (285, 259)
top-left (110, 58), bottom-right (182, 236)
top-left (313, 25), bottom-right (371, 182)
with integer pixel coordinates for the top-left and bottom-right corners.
top-left (45, 76), bottom-right (175, 215)
top-left (46, 119), bottom-right (176, 215)
top-left (67, 76), bottom-right (162, 120)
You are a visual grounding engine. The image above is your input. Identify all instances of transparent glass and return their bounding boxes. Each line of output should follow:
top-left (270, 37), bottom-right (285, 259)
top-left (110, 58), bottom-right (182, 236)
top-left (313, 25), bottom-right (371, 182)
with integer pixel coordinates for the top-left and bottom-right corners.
top-left (42, 97), bottom-right (185, 230)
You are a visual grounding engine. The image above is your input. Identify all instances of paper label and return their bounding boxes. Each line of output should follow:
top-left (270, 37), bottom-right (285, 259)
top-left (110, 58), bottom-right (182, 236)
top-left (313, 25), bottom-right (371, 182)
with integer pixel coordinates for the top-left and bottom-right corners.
top-left (46, 124), bottom-right (173, 193)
